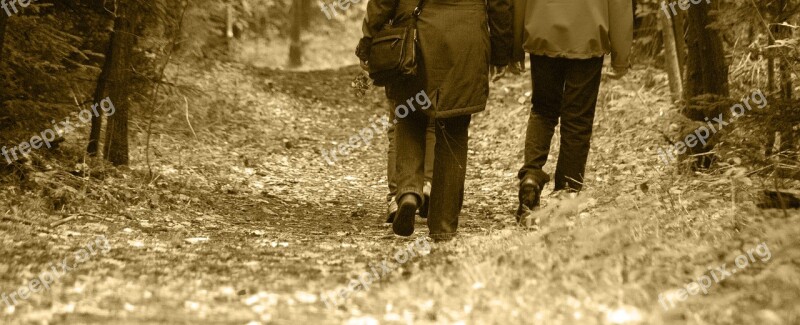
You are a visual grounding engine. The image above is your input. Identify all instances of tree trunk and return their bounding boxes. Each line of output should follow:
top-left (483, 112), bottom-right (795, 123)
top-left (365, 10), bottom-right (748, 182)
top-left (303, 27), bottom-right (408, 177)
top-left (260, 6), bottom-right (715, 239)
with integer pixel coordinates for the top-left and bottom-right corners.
top-left (0, 11), bottom-right (7, 66)
top-left (672, 9), bottom-right (688, 77)
top-left (793, 17), bottom-right (800, 100)
top-left (288, 0), bottom-right (305, 67)
top-left (777, 26), bottom-right (792, 100)
top-left (767, 25), bottom-right (776, 93)
top-left (103, 1), bottom-right (140, 166)
top-left (660, 12), bottom-right (683, 102)
top-left (685, 1), bottom-right (729, 99)
top-left (226, 3), bottom-right (234, 56)
top-left (88, 34), bottom-right (114, 156)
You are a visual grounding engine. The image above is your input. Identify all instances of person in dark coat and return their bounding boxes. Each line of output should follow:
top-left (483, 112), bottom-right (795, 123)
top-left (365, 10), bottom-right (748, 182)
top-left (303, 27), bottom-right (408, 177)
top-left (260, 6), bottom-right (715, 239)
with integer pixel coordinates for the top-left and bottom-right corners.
top-left (358, 0), bottom-right (512, 240)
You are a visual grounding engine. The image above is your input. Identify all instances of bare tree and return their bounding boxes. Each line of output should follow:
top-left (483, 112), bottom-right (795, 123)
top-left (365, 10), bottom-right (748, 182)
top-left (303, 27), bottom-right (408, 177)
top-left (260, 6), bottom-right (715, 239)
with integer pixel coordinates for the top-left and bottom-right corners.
top-left (88, 33), bottom-right (114, 156)
top-left (103, 0), bottom-right (142, 165)
top-left (660, 11), bottom-right (683, 102)
top-left (672, 9), bottom-right (687, 76)
top-left (685, 1), bottom-right (729, 98)
top-left (768, 0), bottom-right (794, 100)
top-left (0, 11), bottom-right (7, 66)
top-left (288, 0), bottom-right (308, 67)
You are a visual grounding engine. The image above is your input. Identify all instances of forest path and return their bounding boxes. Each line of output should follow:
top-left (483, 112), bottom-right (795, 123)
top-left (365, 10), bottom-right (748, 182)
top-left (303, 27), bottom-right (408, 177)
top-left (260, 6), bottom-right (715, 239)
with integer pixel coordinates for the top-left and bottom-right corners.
top-left (2, 62), bottom-right (798, 325)
top-left (2, 62), bottom-right (515, 324)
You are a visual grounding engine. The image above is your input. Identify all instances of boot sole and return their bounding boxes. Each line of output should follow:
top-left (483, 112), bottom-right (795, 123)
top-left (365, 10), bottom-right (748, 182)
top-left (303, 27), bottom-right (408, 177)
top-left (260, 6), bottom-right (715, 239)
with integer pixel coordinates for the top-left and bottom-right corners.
top-left (392, 199), bottom-right (417, 237)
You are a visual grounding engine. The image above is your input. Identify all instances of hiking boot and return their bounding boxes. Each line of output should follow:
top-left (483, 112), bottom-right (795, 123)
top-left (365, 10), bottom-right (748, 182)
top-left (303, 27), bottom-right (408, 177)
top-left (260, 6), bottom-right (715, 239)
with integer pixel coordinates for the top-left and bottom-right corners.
top-left (516, 177), bottom-right (542, 221)
top-left (393, 194), bottom-right (419, 237)
top-left (418, 181), bottom-right (431, 218)
top-left (385, 196), bottom-right (398, 223)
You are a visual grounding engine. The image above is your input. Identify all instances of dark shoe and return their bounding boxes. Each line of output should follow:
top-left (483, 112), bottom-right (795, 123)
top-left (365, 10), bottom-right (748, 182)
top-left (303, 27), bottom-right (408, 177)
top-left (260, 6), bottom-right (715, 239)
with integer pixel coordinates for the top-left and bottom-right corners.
top-left (418, 182), bottom-right (431, 218)
top-left (392, 194), bottom-right (419, 237)
top-left (516, 177), bottom-right (542, 221)
top-left (385, 196), bottom-right (398, 223)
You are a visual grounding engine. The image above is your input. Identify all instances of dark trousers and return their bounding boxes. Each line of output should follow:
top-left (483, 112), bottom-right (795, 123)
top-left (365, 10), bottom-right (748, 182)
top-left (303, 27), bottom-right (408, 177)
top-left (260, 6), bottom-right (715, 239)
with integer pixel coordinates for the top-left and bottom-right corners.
top-left (396, 109), bottom-right (471, 240)
top-left (518, 55), bottom-right (604, 191)
top-left (387, 106), bottom-right (435, 201)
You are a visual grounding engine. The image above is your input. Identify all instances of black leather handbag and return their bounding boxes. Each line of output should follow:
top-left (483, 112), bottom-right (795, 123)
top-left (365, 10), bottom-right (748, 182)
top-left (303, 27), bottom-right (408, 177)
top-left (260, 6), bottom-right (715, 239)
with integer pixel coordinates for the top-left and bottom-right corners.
top-left (367, 0), bottom-right (425, 86)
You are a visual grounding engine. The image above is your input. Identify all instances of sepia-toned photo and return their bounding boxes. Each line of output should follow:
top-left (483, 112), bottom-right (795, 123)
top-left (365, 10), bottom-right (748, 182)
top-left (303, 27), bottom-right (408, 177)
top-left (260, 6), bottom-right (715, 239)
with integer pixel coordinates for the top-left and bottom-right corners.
top-left (1, 0), bottom-right (798, 324)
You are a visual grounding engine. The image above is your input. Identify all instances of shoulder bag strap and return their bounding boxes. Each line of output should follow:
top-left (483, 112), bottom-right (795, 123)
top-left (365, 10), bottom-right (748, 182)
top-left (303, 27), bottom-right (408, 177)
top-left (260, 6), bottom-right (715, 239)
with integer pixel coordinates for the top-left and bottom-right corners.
top-left (412, 0), bottom-right (426, 18)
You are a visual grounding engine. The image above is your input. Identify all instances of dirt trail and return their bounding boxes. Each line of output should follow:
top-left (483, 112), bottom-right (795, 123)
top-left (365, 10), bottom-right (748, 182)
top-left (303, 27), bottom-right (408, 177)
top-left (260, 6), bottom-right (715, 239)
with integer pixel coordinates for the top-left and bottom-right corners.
top-left (1, 62), bottom-right (498, 324)
top-left (2, 62), bottom-right (798, 325)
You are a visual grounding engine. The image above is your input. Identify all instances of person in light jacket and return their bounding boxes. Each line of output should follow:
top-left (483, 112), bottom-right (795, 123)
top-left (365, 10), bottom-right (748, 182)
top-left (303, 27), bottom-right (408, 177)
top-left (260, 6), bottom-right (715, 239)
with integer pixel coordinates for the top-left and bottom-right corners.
top-left (516, 0), bottom-right (633, 217)
top-left (358, 0), bottom-right (513, 240)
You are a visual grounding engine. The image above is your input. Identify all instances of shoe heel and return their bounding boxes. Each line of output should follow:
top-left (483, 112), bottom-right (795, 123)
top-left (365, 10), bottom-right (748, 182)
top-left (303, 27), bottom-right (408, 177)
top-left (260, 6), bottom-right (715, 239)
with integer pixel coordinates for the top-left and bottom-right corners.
top-left (393, 194), bottom-right (418, 237)
top-left (419, 182), bottom-right (431, 218)
top-left (386, 198), bottom-right (398, 223)
top-left (419, 193), bottom-right (430, 218)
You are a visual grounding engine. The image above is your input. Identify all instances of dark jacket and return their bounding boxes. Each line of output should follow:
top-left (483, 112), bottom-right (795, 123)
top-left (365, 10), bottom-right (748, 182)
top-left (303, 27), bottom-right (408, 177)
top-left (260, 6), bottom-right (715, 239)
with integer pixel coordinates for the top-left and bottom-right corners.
top-left (361, 0), bottom-right (513, 118)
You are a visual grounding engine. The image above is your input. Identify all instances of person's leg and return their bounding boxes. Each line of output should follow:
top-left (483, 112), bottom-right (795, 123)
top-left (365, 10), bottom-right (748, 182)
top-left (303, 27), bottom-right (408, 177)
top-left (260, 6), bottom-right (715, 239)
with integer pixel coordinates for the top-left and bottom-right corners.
top-left (385, 101), bottom-right (399, 222)
top-left (393, 108), bottom-right (428, 236)
top-left (518, 55), bottom-right (565, 187)
top-left (419, 119), bottom-right (436, 218)
top-left (427, 115), bottom-right (471, 241)
top-left (424, 119), bottom-right (435, 182)
top-left (554, 57), bottom-right (604, 191)
top-left (516, 55), bottom-right (566, 217)
top-left (387, 104), bottom-right (398, 199)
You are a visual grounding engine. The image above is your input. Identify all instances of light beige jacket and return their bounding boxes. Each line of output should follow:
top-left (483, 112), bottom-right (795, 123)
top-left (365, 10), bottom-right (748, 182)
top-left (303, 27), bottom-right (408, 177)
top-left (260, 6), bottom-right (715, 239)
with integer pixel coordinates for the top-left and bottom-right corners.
top-left (518, 0), bottom-right (633, 69)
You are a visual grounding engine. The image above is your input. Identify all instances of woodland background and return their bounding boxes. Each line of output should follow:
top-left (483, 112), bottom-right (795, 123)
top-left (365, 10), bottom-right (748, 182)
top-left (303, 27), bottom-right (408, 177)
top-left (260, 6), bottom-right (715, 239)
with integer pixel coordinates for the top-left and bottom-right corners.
top-left (0, 0), bottom-right (799, 324)
top-left (1, 0), bottom-right (799, 172)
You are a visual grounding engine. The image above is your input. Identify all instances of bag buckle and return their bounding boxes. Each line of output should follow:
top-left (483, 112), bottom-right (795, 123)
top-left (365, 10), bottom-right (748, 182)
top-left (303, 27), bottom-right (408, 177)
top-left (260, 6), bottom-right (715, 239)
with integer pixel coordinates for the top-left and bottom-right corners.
top-left (412, 7), bottom-right (421, 17)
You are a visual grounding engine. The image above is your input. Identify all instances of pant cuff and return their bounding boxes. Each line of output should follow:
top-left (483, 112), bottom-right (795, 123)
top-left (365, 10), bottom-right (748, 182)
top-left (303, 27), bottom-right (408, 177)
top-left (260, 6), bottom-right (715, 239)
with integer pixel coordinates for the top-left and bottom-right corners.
top-left (429, 233), bottom-right (456, 242)
top-left (520, 169), bottom-right (551, 187)
top-left (397, 188), bottom-right (423, 202)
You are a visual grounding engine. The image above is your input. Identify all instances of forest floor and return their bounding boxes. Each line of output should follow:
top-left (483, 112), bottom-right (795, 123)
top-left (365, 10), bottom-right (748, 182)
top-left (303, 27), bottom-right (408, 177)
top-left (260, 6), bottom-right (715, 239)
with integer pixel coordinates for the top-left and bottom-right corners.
top-left (1, 60), bottom-right (799, 325)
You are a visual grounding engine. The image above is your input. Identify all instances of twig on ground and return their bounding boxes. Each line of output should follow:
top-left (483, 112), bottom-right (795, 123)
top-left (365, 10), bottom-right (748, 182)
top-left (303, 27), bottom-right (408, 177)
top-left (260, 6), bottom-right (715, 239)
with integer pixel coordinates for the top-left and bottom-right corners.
top-left (83, 213), bottom-right (115, 223)
top-left (1, 215), bottom-right (38, 226)
top-left (634, 84), bottom-right (648, 106)
top-left (184, 96), bottom-right (198, 139)
top-left (50, 215), bottom-right (79, 228)
top-left (745, 165), bottom-right (773, 177)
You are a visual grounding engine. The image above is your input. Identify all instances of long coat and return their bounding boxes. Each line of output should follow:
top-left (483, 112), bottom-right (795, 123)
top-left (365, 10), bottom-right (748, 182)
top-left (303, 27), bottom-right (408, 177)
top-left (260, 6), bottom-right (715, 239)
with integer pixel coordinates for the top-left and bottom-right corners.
top-left (363, 0), bottom-right (513, 118)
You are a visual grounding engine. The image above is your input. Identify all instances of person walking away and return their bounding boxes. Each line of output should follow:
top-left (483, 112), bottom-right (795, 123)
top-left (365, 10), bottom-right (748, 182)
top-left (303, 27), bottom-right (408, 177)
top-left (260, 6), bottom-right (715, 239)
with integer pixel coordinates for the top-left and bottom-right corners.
top-left (516, 0), bottom-right (633, 218)
top-left (358, 0), bottom-right (513, 240)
